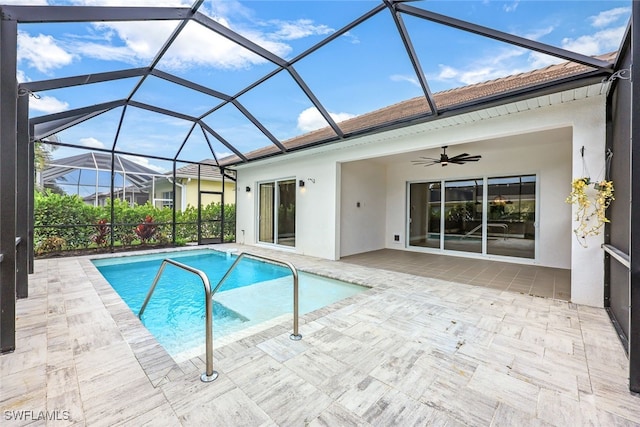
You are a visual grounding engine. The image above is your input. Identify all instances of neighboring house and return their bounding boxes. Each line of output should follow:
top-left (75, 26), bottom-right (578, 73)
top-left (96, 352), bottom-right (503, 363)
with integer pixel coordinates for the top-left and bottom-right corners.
top-left (42, 152), bottom-right (159, 206)
top-left (82, 186), bottom-right (149, 207)
top-left (233, 52), bottom-right (620, 309)
top-left (149, 162), bottom-right (236, 211)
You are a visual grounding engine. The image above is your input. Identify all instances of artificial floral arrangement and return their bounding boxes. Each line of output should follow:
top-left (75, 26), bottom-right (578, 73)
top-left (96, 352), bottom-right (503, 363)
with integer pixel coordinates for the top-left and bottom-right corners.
top-left (566, 177), bottom-right (614, 247)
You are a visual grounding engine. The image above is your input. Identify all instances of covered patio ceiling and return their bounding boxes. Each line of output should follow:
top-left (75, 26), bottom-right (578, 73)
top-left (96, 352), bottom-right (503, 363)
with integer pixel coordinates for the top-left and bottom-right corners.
top-left (11, 0), bottom-right (626, 168)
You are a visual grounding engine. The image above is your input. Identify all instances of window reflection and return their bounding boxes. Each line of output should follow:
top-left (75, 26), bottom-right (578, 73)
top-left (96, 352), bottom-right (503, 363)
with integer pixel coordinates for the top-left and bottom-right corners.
top-left (487, 175), bottom-right (536, 259)
top-left (443, 179), bottom-right (483, 254)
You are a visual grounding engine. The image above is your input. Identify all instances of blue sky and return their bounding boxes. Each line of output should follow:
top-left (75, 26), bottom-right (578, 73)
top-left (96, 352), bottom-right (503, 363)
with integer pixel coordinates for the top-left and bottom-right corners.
top-left (8, 0), bottom-right (631, 170)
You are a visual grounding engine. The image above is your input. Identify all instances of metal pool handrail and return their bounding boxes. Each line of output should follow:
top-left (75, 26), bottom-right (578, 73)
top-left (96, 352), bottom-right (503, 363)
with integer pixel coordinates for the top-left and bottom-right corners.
top-left (138, 258), bottom-right (218, 383)
top-left (213, 252), bottom-right (302, 341)
top-left (138, 252), bottom-right (302, 384)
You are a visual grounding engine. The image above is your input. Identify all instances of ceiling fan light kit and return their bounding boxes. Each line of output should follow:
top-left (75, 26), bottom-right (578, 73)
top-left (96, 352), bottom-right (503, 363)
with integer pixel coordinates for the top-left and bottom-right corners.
top-left (412, 146), bottom-right (481, 167)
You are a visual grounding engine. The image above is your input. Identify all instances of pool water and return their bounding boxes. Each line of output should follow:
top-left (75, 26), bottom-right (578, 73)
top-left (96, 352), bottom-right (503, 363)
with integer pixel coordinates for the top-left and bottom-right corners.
top-left (93, 249), bottom-right (367, 360)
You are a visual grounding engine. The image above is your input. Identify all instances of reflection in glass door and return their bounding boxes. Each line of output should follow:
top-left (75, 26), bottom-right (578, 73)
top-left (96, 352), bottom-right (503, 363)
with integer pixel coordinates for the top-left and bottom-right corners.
top-left (277, 180), bottom-right (296, 247)
top-left (487, 175), bottom-right (536, 259)
top-left (259, 179), bottom-right (296, 247)
top-left (443, 179), bottom-right (483, 253)
top-left (409, 182), bottom-right (441, 248)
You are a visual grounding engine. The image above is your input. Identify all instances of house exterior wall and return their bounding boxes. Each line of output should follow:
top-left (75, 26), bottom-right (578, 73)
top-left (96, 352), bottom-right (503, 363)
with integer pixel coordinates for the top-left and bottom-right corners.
top-left (340, 159), bottom-right (387, 257)
top-left (235, 89), bottom-right (606, 307)
top-left (182, 180), bottom-right (236, 208)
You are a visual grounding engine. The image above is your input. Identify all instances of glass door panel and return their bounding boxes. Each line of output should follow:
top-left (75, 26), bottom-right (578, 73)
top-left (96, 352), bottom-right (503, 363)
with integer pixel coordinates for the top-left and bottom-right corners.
top-left (487, 175), bottom-right (536, 258)
top-left (443, 179), bottom-right (483, 253)
top-left (409, 182), bottom-right (441, 248)
top-left (259, 182), bottom-right (275, 243)
top-left (277, 180), bottom-right (296, 247)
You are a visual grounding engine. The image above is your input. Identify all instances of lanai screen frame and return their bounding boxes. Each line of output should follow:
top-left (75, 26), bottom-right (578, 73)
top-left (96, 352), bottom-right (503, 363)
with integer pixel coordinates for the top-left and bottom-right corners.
top-left (0, 0), bottom-right (636, 392)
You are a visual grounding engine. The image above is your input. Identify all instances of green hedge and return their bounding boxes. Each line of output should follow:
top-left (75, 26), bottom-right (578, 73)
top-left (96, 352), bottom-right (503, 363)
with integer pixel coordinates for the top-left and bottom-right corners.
top-left (34, 191), bottom-right (236, 255)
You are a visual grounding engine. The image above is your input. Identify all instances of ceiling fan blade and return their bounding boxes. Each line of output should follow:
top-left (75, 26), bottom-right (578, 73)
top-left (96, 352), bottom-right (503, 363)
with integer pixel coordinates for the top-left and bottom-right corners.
top-left (411, 160), bottom-right (438, 166)
top-left (447, 153), bottom-right (470, 161)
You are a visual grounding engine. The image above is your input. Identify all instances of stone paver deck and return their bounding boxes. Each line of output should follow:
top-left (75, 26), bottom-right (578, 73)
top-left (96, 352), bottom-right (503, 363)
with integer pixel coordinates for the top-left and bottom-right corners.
top-left (1, 244), bottom-right (638, 426)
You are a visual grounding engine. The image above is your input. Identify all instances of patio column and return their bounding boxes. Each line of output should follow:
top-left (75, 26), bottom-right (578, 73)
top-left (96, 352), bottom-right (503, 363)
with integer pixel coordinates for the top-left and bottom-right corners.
top-left (0, 14), bottom-right (18, 353)
top-left (629, 0), bottom-right (640, 393)
top-left (16, 89), bottom-right (29, 299)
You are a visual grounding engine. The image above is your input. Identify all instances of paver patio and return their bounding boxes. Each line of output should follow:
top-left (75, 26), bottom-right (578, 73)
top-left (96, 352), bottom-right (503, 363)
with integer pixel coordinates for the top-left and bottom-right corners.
top-left (1, 244), bottom-right (638, 426)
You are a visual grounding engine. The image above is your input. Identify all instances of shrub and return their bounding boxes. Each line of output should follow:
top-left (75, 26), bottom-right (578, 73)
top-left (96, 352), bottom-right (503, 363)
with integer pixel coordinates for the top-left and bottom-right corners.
top-left (35, 236), bottom-right (66, 256)
top-left (134, 215), bottom-right (157, 244)
top-left (90, 219), bottom-right (110, 247)
top-left (34, 191), bottom-right (236, 255)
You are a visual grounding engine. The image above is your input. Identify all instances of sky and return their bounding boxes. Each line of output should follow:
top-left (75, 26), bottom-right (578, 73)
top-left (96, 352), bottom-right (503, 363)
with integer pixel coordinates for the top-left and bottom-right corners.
top-left (7, 0), bottom-right (632, 171)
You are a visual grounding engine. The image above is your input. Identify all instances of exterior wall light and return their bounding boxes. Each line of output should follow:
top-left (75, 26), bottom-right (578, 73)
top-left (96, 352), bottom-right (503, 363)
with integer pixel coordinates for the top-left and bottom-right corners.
top-left (245, 186), bottom-right (251, 192)
top-left (299, 180), bottom-right (305, 187)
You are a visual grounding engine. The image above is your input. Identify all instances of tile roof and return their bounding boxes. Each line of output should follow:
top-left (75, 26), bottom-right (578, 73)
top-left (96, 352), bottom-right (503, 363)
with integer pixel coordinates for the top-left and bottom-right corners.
top-left (170, 160), bottom-right (225, 180)
top-left (220, 52), bottom-right (616, 166)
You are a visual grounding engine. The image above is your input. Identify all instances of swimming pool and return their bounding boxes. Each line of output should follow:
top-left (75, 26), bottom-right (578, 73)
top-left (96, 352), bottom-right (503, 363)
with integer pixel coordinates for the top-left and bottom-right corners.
top-left (93, 249), bottom-right (367, 360)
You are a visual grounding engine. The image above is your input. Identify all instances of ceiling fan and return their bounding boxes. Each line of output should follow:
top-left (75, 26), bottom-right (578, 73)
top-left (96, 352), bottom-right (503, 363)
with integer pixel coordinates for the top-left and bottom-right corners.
top-left (411, 146), bottom-right (481, 167)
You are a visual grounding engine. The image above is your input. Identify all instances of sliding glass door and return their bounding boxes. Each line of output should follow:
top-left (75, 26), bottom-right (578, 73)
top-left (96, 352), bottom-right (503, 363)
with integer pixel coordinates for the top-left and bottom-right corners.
top-left (408, 175), bottom-right (536, 259)
top-left (486, 175), bottom-right (536, 258)
top-left (443, 179), bottom-right (483, 254)
top-left (409, 182), bottom-right (441, 248)
top-left (259, 179), bottom-right (296, 247)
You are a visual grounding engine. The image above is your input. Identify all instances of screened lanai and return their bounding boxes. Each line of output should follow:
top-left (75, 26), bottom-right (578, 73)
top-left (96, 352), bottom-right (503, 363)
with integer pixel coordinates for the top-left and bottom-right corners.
top-left (0, 0), bottom-right (638, 393)
top-left (41, 151), bottom-right (161, 204)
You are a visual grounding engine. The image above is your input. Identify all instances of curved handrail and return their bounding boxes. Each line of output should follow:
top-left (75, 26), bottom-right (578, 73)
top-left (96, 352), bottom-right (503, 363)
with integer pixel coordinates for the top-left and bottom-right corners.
top-left (137, 252), bottom-right (302, 383)
top-left (213, 252), bottom-right (302, 341)
top-left (138, 258), bottom-right (218, 382)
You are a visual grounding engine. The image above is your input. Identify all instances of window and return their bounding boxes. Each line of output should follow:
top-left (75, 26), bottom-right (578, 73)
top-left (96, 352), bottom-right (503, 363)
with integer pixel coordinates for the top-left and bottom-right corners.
top-left (408, 175), bottom-right (536, 259)
top-left (161, 191), bottom-right (173, 209)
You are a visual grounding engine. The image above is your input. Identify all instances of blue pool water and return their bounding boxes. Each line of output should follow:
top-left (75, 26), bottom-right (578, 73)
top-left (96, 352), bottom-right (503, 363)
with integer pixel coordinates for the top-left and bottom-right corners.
top-left (93, 249), bottom-right (367, 360)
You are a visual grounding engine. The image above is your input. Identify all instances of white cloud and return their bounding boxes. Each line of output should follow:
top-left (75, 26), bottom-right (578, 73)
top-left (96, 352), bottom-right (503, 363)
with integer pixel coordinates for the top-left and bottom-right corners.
top-left (16, 69), bottom-right (29, 83)
top-left (590, 7), bottom-right (631, 28)
top-left (297, 107), bottom-right (355, 133)
top-left (390, 74), bottom-right (420, 88)
top-left (503, 1), bottom-right (520, 13)
top-left (15, 0), bottom-right (333, 71)
top-left (29, 95), bottom-right (69, 114)
top-left (523, 26), bottom-right (554, 42)
top-left (560, 26), bottom-right (627, 57)
top-left (18, 31), bottom-right (75, 73)
top-left (70, 18), bottom-right (292, 70)
top-left (527, 51), bottom-right (565, 69)
top-left (435, 48), bottom-right (526, 86)
top-left (122, 155), bottom-right (168, 173)
top-left (79, 137), bottom-right (105, 149)
top-left (269, 19), bottom-right (334, 41)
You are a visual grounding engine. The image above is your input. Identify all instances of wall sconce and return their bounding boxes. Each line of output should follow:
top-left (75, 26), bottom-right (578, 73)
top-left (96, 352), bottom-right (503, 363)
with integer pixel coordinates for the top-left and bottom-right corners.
top-left (245, 186), bottom-right (251, 192)
top-left (299, 180), bottom-right (305, 187)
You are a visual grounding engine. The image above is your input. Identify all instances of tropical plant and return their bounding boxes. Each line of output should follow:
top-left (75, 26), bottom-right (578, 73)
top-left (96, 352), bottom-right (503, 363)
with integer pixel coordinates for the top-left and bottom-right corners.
top-left (134, 215), bottom-right (157, 244)
top-left (90, 219), bottom-right (110, 247)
